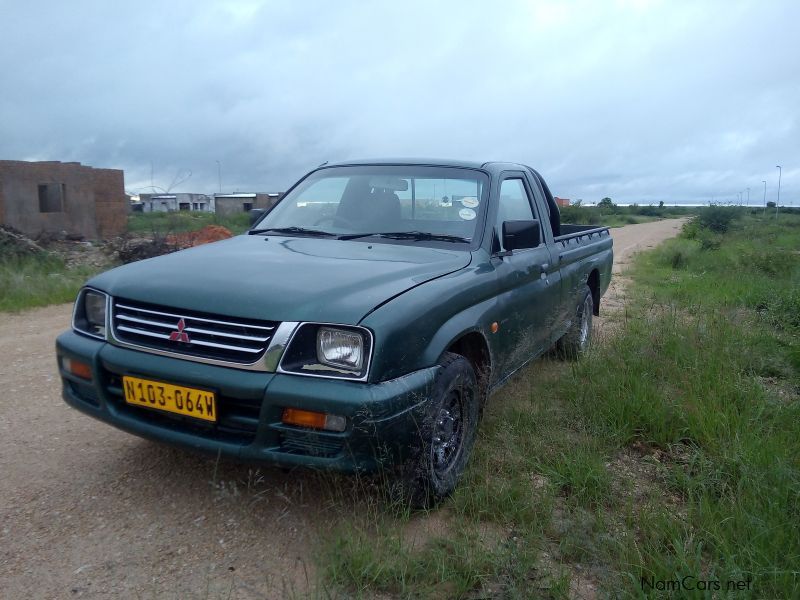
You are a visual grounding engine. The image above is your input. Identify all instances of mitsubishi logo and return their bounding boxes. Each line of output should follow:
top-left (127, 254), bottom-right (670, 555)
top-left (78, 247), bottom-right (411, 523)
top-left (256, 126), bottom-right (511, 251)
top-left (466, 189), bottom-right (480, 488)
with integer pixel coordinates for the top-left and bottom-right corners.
top-left (169, 318), bottom-right (191, 343)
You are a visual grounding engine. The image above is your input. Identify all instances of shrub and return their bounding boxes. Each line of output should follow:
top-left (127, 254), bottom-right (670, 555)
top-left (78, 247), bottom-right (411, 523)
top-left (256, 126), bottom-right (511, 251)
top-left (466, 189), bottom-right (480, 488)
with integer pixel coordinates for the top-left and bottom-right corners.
top-left (658, 239), bottom-right (699, 269)
top-left (697, 206), bottom-right (738, 233)
top-left (681, 219), bottom-right (700, 240)
top-left (560, 205), bottom-right (592, 224)
top-left (636, 205), bottom-right (662, 217)
top-left (698, 232), bottom-right (722, 250)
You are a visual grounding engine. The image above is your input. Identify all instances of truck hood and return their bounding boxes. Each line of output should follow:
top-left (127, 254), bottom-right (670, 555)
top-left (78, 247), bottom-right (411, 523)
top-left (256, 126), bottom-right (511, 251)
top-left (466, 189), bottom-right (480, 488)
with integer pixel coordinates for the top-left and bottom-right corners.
top-left (89, 235), bottom-right (472, 324)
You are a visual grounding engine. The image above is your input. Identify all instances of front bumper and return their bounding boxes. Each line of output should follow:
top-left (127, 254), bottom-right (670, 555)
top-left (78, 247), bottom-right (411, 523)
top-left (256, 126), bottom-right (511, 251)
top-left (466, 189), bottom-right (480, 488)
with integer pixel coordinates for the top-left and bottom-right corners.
top-left (56, 331), bottom-right (437, 472)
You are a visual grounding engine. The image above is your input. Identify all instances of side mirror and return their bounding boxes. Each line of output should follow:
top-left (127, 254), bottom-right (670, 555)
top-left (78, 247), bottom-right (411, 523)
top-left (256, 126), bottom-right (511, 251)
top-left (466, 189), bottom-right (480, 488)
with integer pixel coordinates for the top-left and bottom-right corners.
top-left (502, 220), bottom-right (541, 251)
top-left (249, 208), bottom-right (265, 226)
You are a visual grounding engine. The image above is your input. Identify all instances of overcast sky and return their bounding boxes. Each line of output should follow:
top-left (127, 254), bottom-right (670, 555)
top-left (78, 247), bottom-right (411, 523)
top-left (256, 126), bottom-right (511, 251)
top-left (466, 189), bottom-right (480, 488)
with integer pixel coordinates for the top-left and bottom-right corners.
top-left (1, 0), bottom-right (798, 204)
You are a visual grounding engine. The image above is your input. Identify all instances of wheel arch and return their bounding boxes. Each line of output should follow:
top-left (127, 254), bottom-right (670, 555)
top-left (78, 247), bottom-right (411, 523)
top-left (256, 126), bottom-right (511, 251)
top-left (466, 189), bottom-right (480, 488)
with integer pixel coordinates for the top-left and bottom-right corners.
top-left (442, 329), bottom-right (492, 405)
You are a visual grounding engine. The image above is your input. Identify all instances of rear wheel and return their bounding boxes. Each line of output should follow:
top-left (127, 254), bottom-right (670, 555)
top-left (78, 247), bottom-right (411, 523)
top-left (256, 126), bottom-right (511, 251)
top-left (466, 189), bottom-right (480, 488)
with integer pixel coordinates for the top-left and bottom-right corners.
top-left (393, 352), bottom-right (479, 508)
top-left (558, 285), bottom-right (594, 359)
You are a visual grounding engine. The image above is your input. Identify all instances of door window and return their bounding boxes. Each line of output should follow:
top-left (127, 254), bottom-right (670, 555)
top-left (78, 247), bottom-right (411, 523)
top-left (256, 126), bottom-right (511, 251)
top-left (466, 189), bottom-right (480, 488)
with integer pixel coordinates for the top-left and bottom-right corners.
top-left (496, 178), bottom-right (538, 250)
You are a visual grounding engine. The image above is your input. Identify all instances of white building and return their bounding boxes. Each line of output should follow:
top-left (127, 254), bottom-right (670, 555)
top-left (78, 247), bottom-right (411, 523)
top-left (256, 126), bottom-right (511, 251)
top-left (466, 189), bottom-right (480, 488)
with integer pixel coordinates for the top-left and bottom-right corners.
top-left (139, 193), bottom-right (215, 213)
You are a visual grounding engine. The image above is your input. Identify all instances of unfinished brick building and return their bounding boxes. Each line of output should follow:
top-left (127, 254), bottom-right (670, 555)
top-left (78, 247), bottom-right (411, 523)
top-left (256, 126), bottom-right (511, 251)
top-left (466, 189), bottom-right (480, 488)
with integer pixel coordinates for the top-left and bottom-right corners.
top-left (0, 160), bottom-right (127, 239)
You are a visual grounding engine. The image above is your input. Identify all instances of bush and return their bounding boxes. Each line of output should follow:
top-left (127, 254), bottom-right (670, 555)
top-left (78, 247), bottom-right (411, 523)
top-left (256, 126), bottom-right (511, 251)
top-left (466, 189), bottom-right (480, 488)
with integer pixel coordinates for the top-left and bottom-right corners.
top-left (560, 205), bottom-right (592, 224)
top-left (681, 219), bottom-right (700, 240)
top-left (698, 232), bottom-right (722, 250)
top-left (636, 205), bottom-right (662, 217)
top-left (697, 206), bottom-right (738, 233)
top-left (658, 239), bottom-right (699, 269)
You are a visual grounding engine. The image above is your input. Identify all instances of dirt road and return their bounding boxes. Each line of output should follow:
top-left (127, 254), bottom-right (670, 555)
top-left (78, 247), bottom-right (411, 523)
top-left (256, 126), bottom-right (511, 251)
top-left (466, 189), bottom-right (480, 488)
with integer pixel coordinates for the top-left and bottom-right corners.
top-left (0, 218), bottom-right (686, 599)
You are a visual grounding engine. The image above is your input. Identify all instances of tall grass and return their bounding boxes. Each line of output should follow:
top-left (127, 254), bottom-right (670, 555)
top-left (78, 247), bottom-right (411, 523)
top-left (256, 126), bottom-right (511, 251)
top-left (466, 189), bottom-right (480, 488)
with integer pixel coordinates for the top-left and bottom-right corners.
top-left (0, 254), bottom-right (100, 312)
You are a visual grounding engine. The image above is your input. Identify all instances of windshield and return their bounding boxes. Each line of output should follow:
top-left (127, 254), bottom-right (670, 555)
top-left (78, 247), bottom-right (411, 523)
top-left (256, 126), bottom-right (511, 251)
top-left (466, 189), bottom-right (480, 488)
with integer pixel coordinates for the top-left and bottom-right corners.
top-left (255, 165), bottom-right (489, 245)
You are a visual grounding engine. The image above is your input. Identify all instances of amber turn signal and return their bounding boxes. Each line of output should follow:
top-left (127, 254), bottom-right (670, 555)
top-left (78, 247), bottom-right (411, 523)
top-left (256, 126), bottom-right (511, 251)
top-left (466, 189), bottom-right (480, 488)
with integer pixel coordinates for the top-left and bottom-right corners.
top-left (281, 407), bottom-right (347, 432)
top-left (62, 357), bottom-right (92, 380)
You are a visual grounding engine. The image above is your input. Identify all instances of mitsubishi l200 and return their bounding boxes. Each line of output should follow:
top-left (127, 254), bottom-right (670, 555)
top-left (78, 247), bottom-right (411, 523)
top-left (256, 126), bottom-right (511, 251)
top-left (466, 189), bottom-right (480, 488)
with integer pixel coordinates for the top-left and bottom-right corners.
top-left (56, 159), bottom-right (613, 506)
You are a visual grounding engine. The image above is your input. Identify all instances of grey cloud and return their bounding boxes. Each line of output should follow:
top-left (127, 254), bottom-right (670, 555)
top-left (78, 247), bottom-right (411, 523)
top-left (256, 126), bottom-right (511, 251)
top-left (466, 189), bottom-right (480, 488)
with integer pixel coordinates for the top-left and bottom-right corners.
top-left (0, 0), bottom-right (797, 204)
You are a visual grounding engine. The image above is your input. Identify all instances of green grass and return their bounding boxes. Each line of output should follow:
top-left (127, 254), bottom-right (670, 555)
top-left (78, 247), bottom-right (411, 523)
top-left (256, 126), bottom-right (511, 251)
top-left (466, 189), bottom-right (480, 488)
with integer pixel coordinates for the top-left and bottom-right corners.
top-left (0, 254), bottom-right (102, 312)
top-left (128, 211), bottom-right (251, 235)
top-left (318, 212), bottom-right (800, 598)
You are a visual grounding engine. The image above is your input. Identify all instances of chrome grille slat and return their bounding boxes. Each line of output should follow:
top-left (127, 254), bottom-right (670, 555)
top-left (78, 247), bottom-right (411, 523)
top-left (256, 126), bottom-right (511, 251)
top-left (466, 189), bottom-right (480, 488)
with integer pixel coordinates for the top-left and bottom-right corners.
top-left (115, 303), bottom-right (274, 331)
top-left (116, 325), bottom-right (171, 339)
top-left (117, 314), bottom-right (179, 329)
top-left (112, 299), bottom-right (278, 364)
top-left (183, 326), bottom-right (271, 342)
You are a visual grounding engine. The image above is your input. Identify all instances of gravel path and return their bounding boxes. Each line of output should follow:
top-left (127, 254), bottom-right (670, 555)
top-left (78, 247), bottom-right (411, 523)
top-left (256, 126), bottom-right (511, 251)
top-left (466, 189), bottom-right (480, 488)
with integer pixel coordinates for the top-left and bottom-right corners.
top-left (0, 218), bottom-right (687, 599)
top-left (600, 217), bottom-right (688, 314)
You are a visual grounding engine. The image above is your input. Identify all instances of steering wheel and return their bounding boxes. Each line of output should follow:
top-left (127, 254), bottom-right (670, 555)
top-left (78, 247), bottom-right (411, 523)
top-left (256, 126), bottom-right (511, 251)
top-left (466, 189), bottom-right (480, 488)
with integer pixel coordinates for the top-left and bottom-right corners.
top-left (313, 215), bottom-right (356, 228)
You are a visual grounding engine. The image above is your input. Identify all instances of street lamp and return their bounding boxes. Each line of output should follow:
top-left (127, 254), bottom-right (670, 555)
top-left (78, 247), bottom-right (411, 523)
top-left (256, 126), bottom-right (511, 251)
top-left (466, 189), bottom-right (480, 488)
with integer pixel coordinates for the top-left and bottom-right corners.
top-left (776, 165), bottom-right (782, 219)
top-left (762, 180), bottom-right (767, 214)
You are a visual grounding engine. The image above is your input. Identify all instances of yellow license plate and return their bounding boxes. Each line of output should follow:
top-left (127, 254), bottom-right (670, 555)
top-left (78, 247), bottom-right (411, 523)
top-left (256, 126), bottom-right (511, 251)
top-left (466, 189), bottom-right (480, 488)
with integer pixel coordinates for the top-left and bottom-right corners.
top-left (123, 376), bottom-right (217, 422)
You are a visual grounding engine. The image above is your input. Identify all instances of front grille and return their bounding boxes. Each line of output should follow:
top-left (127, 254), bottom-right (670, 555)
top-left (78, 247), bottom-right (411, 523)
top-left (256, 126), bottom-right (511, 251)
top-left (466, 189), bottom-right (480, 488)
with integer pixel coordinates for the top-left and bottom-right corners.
top-left (112, 298), bottom-right (278, 364)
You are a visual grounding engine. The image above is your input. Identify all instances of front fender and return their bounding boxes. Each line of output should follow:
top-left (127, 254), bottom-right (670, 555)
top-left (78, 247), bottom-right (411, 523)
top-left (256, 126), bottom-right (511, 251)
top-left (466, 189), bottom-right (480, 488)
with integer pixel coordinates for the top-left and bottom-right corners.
top-left (361, 252), bottom-right (498, 382)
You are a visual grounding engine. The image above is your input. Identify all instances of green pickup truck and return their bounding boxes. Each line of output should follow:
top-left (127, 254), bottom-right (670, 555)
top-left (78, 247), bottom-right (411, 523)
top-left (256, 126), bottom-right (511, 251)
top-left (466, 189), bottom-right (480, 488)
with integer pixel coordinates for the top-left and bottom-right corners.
top-left (56, 159), bottom-right (612, 506)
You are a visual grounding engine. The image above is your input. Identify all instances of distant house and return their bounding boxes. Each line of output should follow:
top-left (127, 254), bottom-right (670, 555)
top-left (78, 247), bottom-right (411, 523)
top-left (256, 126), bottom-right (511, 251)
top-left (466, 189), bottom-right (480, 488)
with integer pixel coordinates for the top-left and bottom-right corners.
top-left (139, 193), bottom-right (214, 213)
top-left (214, 192), bottom-right (281, 216)
top-left (554, 197), bottom-right (570, 207)
top-left (0, 160), bottom-right (127, 239)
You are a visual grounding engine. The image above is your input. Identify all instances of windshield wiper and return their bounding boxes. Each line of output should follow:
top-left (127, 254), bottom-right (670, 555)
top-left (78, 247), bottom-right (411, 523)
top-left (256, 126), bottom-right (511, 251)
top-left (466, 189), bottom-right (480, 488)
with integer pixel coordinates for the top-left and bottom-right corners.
top-left (248, 226), bottom-right (337, 237)
top-left (338, 231), bottom-right (471, 243)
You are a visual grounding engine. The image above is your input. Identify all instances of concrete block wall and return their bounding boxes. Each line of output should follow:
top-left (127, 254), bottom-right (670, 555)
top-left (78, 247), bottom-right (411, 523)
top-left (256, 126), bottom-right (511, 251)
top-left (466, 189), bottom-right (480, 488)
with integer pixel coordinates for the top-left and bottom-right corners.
top-left (0, 160), bottom-right (127, 239)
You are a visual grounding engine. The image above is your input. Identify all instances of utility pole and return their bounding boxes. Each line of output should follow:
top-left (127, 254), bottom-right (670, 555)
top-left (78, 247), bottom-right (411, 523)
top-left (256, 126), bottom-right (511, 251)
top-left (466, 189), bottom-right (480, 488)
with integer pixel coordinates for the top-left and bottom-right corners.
top-left (216, 160), bottom-right (222, 193)
top-left (776, 165), bottom-right (782, 219)
top-left (746, 187), bottom-right (750, 206)
top-left (762, 180), bottom-right (767, 214)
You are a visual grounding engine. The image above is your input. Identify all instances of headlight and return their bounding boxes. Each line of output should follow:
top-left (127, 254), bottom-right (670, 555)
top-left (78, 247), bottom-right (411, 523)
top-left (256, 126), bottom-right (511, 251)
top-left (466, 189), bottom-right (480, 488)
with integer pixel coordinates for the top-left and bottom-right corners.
top-left (317, 327), bottom-right (364, 370)
top-left (279, 323), bottom-right (372, 380)
top-left (72, 288), bottom-right (108, 339)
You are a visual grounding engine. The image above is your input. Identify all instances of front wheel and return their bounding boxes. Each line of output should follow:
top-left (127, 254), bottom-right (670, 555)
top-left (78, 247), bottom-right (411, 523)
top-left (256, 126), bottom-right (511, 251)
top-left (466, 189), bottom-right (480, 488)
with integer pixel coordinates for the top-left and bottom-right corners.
top-left (557, 285), bottom-right (594, 359)
top-left (393, 352), bottom-right (480, 508)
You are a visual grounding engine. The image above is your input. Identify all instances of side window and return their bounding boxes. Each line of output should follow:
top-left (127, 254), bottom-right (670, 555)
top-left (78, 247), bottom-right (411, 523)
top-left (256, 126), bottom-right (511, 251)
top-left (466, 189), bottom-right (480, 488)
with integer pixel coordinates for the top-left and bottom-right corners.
top-left (496, 178), bottom-right (537, 250)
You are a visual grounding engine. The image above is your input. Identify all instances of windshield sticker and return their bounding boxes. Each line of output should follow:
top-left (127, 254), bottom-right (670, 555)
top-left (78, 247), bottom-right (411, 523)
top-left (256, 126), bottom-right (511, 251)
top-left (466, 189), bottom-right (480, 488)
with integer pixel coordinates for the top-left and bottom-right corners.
top-left (459, 208), bottom-right (477, 220)
top-left (460, 196), bottom-right (479, 208)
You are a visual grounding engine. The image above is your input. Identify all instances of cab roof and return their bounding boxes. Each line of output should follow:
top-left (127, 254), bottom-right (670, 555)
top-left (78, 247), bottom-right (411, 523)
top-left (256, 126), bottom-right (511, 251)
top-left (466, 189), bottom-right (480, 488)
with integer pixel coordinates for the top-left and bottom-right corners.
top-left (322, 158), bottom-right (532, 174)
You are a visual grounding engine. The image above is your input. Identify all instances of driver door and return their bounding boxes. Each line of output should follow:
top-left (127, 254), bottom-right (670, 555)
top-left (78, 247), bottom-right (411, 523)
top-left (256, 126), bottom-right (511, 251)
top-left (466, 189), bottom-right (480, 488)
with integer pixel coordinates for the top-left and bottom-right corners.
top-left (490, 174), bottom-right (561, 378)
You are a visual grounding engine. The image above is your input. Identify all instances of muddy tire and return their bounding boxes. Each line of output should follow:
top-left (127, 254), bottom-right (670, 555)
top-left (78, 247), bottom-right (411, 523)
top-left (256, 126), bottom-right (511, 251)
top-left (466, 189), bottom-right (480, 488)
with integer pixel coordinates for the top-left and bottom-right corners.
top-left (557, 285), bottom-right (594, 359)
top-left (393, 352), bottom-right (480, 509)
